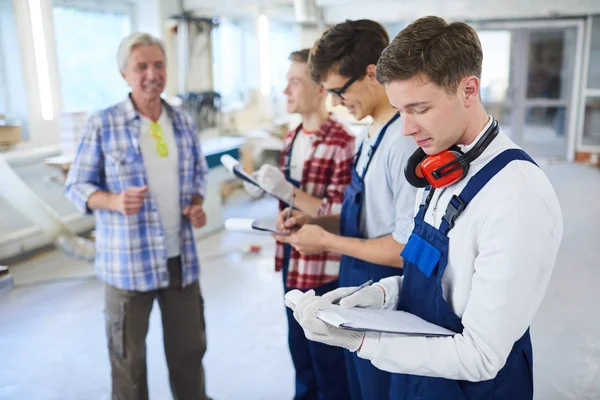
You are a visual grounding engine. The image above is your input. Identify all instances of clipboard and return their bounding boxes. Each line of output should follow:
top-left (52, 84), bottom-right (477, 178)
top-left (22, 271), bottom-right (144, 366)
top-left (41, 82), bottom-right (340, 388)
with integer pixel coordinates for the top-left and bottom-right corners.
top-left (284, 289), bottom-right (456, 337)
top-left (220, 155), bottom-right (290, 204)
top-left (224, 218), bottom-right (289, 236)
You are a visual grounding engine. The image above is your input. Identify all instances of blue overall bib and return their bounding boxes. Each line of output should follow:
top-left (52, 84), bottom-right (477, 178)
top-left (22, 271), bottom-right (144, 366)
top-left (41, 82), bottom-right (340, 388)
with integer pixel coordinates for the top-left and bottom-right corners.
top-left (339, 113), bottom-right (402, 400)
top-left (391, 149), bottom-right (537, 399)
top-left (281, 127), bottom-right (349, 400)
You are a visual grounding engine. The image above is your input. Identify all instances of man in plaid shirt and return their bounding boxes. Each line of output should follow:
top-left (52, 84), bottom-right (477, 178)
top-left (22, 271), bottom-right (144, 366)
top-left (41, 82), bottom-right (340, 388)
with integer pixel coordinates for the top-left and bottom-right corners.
top-left (65, 33), bottom-right (211, 400)
top-left (244, 49), bottom-right (354, 399)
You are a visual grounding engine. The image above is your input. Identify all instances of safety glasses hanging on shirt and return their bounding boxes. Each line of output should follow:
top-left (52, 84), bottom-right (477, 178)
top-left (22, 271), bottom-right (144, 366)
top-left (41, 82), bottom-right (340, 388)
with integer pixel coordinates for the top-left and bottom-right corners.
top-left (326, 74), bottom-right (361, 100)
top-left (150, 121), bottom-right (168, 157)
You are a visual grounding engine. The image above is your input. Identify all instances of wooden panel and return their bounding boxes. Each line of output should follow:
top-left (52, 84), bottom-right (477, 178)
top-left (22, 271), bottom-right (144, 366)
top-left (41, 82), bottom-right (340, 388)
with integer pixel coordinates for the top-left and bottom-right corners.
top-left (575, 151), bottom-right (600, 165)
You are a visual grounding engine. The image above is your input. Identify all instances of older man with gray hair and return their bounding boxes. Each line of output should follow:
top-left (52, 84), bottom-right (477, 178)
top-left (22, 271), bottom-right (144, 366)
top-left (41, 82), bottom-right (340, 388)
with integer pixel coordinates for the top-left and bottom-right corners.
top-left (65, 32), bottom-right (211, 400)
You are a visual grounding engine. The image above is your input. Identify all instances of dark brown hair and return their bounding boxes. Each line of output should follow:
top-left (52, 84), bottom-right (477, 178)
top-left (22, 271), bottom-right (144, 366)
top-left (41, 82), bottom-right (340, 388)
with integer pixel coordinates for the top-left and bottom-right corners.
top-left (376, 16), bottom-right (483, 94)
top-left (289, 49), bottom-right (310, 63)
top-left (309, 19), bottom-right (389, 83)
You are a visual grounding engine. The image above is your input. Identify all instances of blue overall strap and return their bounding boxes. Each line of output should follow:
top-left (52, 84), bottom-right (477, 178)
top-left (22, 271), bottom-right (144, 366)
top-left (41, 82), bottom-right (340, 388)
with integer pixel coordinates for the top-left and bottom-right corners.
top-left (283, 124), bottom-right (303, 171)
top-left (439, 149), bottom-right (537, 235)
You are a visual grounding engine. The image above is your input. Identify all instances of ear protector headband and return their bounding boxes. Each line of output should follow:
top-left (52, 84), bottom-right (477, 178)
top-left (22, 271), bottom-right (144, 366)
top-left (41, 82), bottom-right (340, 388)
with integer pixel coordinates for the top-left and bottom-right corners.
top-left (404, 118), bottom-right (499, 189)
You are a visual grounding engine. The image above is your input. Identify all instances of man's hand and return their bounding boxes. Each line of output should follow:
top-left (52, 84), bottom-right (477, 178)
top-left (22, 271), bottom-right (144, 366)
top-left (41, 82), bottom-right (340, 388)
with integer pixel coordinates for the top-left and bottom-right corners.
top-left (256, 164), bottom-right (293, 200)
top-left (276, 208), bottom-right (311, 233)
top-left (183, 204), bottom-right (207, 228)
top-left (293, 290), bottom-right (364, 352)
top-left (322, 285), bottom-right (386, 309)
top-left (276, 224), bottom-right (329, 255)
top-left (113, 186), bottom-right (148, 215)
top-left (243, 179), bottom-right (264, 198)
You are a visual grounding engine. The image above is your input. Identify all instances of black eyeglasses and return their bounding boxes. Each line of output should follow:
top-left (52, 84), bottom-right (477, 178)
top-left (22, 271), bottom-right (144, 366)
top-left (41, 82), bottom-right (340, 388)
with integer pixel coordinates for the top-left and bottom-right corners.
top-left (326, 74), bottom-right (361, 100)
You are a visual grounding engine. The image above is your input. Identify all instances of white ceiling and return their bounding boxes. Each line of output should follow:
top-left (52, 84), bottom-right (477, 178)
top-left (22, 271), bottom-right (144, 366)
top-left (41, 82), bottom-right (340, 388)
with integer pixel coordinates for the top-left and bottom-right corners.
top-left (319, 0), bottom-right (600, 23)
top-left (182, 0), bottom-right (600, 23)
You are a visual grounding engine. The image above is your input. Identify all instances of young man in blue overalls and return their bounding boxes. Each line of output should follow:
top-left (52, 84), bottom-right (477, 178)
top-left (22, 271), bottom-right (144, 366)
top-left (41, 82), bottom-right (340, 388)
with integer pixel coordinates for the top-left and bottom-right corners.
top-left (276, 20), bottom-right (417, 399)
top-left (244, 49), bottom-right (355, 400)
top-left (289, 16), bottom-right (563, 400)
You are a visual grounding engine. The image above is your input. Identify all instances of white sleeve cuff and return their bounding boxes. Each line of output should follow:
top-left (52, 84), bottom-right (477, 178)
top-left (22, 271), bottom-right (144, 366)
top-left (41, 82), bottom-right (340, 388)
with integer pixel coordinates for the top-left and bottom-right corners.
top-left (377, 276), bottom-right (402, 310)
top-left (358, 332), bottom-right (381, 360)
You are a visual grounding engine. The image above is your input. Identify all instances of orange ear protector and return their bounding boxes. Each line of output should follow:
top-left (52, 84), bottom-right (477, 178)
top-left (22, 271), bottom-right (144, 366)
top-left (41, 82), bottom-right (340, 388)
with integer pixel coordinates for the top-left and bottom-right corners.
top-left (404, 119), bottom-right (499, 189)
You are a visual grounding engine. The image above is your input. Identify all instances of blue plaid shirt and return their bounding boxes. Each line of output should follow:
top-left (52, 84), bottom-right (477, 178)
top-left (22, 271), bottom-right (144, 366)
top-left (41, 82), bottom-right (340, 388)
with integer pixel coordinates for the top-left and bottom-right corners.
top-left (65, 96), bottom-right (208, 291)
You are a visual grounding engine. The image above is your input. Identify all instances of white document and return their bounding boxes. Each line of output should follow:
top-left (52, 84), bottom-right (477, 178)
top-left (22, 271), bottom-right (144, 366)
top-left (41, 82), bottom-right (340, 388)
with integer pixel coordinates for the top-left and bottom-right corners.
top-left (317, 307), bottom-right (456, 336)
top-left (220, 155), bottom-right (290, 204)
top-left (284, 289), bottom-right (455, 337)
top-left (225, 218), bottom-right (288, 236)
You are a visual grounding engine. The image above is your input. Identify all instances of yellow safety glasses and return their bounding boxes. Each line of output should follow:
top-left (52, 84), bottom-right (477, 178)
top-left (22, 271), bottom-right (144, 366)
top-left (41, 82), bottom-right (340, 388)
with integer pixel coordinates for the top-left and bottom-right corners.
top-left (150, 121), bottom-right (168, 157)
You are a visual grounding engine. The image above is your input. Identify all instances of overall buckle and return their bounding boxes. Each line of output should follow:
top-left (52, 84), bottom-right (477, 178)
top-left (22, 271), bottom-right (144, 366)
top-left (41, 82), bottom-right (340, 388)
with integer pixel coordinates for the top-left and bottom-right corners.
top-left (443, 195), bottom-right (466, 229)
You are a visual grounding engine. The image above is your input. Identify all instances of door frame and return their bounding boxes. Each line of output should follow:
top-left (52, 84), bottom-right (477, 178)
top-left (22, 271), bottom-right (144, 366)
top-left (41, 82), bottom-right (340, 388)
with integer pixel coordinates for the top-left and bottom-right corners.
top-left (470, 18), bottom-right (585, 161)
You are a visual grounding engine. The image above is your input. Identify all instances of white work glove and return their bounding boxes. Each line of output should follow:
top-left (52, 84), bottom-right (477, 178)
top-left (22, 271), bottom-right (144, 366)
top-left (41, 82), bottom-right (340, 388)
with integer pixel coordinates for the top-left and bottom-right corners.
top-left (293, 290), bottom-right (364, 352)
top-left (243, 177), bottom-right (264, 198)
top-left (256, 164), bottom-right (294, 201)
top-left (322, 285), bottom-right (386, 310)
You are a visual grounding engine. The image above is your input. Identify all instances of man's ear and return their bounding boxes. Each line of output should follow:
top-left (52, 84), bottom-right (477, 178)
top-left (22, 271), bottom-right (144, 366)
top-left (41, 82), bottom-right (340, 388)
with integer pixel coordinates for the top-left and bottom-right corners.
top-left (317, 84), bottom-right (327, 97)
top-left (462, 75), bottom-right (480, 107)
top-left (366, 64), bottom-right (377, 81)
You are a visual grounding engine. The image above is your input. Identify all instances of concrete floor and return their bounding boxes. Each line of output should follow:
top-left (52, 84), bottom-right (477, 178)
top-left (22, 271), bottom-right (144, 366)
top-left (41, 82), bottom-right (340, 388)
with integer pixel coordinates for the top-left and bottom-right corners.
top-left (0, 194), bottom-right (294, 400)
top-left (1, 161), bottom-right (600, 400)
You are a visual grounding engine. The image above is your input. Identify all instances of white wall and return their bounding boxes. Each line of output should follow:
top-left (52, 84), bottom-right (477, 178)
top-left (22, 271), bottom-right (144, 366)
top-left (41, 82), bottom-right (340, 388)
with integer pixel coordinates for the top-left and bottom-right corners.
top-left (0, 0), bottom-right (29, 137)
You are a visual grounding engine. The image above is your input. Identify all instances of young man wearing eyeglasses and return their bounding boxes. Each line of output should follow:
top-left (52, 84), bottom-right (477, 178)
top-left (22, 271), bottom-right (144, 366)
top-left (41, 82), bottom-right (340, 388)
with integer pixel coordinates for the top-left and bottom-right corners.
top-left (65, 33), bottom-right (212, 400)
top-left (275, 20), bottom-right (417, 400)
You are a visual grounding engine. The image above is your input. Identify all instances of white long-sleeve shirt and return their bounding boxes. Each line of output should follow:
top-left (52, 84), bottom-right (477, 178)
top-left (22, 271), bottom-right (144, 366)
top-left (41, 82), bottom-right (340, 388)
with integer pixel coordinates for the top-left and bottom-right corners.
top-left (358, 125), bottom-right (563, 382)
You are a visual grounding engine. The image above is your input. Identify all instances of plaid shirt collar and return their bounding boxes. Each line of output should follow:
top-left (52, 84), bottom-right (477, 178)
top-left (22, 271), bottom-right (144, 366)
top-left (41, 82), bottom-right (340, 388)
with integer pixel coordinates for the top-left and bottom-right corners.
top-left (294, 115), bottom-right (336, 140)
top-left (286, 115), bottom-right (337, 155)
top-left (120, 94), bottom-right (179, 124)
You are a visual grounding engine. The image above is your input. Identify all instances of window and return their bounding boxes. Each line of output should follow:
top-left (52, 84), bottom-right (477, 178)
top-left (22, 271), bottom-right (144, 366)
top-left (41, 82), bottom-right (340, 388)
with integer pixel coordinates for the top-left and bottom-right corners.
top-left (478, 30), bottom-right (511, 103)
top-left (268, 20), bottom-right (298, 120)
top-left (211, 17), bottom-right (298, 113)
top-left (268, 20), bottom-right (298, 96)
top-left (586, 16), bottom-right (600, 89)
top-left (0, 0), bottom-right (28, 138)
top-left (582, 97), bottom-right (600, 146)
top-left (53, 3), bottom-right (132, 114)
top-left (211, 18), bottom-right (246, 110)
top-left (581, 16), bottom-right (600, 147)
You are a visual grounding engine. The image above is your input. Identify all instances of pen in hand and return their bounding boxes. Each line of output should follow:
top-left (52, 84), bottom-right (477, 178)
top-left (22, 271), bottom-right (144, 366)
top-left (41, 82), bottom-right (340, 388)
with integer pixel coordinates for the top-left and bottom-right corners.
top-left (332, 280), bottom-right (374, 305)
top-left (286, 194), bottom-right (296, 222)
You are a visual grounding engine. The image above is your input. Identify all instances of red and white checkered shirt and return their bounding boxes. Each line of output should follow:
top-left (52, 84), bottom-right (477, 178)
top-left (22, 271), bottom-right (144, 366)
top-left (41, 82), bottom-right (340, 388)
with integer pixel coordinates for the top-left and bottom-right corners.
top-left (275, 117), bottom-right (355, 289)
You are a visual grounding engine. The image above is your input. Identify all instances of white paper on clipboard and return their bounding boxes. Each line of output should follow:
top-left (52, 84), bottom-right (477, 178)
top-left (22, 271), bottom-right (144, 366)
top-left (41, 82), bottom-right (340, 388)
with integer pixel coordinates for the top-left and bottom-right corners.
top-left (220, 155), bottom-right (290, 204)
top-left (317, 307), bottom-right (456, 336)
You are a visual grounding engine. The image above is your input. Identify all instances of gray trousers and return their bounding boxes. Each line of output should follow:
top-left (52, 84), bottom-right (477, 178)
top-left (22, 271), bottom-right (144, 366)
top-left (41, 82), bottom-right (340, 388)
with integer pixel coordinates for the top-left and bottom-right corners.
top-left (104, 257), bottom-right (209, 400)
